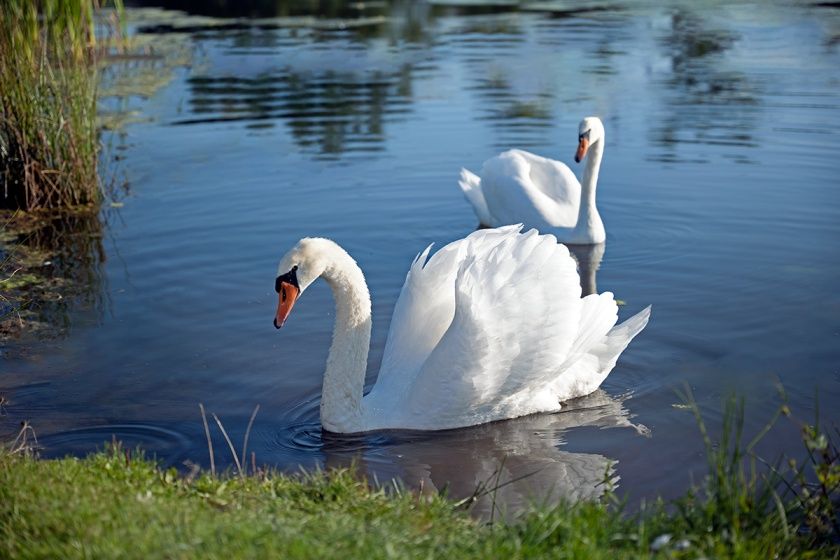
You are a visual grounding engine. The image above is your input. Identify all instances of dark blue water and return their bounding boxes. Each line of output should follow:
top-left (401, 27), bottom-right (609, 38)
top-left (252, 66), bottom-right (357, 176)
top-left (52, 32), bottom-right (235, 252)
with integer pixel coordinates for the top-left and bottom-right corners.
top-left (2, 0), bottom-right (840, 514)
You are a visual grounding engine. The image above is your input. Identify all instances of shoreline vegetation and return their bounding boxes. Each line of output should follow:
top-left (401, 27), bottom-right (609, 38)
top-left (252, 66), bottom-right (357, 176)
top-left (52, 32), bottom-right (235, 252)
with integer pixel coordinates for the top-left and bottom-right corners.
top-left (0, 3), bottom-right (192, 342)
top-left (0, 0), bottom-right (125, 211)
top-left (1, 398), bottom-right (838, 558)
top-left (0, 0), bottom-right (120, 341)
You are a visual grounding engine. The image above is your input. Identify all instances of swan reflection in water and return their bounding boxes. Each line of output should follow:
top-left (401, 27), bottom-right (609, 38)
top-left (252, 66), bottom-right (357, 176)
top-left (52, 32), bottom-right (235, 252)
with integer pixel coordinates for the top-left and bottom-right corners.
top-left (567, 242), bottom-right (605, 297)
top-left (319, 389), bottom-right (647, 520)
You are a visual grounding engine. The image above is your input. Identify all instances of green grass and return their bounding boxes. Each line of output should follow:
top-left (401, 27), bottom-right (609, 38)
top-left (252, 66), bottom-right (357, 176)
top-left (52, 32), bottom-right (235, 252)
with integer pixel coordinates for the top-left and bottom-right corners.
top-left (0, 0), bottom-right (124, 210)
top-left (1, 398), bottom-right (838, 559)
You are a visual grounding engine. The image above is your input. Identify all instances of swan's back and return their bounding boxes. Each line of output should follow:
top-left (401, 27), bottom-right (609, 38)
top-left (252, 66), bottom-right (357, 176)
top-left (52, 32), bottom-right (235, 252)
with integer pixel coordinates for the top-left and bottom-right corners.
top-left (365, 226), bottom-right (650, 431)
top-left (479, 150), bottom-right (581, 228)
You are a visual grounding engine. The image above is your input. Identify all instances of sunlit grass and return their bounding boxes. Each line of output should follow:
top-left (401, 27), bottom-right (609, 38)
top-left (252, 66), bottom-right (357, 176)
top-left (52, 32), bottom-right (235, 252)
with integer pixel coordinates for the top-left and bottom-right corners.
top-left (1, 396), bottom-right (838, 559)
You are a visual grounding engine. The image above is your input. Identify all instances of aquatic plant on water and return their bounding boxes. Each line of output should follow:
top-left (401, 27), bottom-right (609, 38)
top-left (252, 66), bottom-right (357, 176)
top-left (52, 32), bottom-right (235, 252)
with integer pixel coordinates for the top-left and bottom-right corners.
top-left (0, 0), bottom-right (124, 210)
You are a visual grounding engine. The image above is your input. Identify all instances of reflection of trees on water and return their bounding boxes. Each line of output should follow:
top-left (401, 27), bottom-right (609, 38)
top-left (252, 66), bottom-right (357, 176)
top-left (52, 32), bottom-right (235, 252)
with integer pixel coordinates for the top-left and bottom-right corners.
top-left (651, 9), bottom-right (760, 163)
top-left (452, 11), bottom-right (630, 150)
top-left (182, 67), bottom-right (414, 157)
top-left (128, 0), bottom-right (390, 19)
top-left (451, 17), bottom-right (554, 149)
top-left (156, 2), bottom-right (437, 157)
top-left (145, 1), bottom-right (637, 156)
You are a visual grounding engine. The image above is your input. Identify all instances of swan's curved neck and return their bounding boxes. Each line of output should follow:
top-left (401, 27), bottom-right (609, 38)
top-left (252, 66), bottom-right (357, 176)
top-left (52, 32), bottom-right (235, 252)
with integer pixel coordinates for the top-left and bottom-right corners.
top-left (318, 246), bottom-right (371, 433)
top-left (576, 138), bottom-right (605, 239)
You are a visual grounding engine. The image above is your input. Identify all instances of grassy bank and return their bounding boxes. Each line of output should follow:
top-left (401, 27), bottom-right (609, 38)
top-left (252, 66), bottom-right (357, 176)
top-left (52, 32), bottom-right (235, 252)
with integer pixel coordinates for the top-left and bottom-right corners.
top-left (1, 401), bottom-right (838, 559)
top-left (0, 0), bottom-right (123, 210)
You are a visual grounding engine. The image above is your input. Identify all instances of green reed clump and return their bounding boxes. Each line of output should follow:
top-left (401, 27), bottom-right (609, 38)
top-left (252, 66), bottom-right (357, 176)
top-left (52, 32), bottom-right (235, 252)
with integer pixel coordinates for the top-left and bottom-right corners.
top-left (638, 390), bottom-right (840, 555)
top-left (783, 408), bottom-right (840, 543)
top-left (0, 0), bottom-right (122, 210)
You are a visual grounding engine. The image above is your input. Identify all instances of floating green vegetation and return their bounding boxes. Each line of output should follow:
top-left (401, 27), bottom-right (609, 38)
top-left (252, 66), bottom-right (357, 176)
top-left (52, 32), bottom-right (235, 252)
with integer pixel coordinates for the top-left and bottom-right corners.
top-left (0, 209), bottom-right (106, 342)
top-left (0, 272), bottom-right (40, 291)
top-left (0, 0), bottom-right (127, 210)
top-left (97, 8), bottom-right (200, 132)
top-left (0, 397), bottom-right (838, 558)
top-left (503, 100), bottom-right (552, 121)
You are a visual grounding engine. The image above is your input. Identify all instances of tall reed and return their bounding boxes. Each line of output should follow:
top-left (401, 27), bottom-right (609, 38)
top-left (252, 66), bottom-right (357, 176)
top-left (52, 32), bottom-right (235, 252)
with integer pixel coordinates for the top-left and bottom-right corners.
top-left (0, 0), bottom-right (122, 210)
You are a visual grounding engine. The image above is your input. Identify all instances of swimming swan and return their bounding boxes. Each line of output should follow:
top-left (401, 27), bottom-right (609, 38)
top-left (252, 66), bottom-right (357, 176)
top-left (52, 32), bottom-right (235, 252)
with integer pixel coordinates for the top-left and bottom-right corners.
top-left (459, 116), bottom-right (607, 244)
top-left (273, 225), bottom-right (649, 433)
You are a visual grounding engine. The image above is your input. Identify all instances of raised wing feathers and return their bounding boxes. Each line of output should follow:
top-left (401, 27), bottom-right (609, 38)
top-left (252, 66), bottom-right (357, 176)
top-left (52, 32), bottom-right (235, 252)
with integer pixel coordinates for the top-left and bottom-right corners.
top-left (368, 226), bottom-right (649, 431)
top-left (373, 226), bottom-right (517, 404)
top-left (400, 227), bottom-right (584, 427)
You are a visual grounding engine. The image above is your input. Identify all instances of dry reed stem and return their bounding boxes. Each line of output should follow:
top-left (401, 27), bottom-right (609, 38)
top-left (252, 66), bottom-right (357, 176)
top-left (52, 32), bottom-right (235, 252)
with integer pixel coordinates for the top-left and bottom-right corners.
top-left (198, 403), bottom-right (215, 476)
top-left (211, 413), bottom-right (243, 477)
top-left (9, 420), bottom-right (40, 455)
top-left (240, 404), bottom-right (260, 469)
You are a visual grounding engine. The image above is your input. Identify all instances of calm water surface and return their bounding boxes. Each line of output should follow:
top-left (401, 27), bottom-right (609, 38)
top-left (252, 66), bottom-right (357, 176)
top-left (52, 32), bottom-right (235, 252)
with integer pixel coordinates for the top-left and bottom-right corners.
top-left (3, 0), bottom-right (840, 514)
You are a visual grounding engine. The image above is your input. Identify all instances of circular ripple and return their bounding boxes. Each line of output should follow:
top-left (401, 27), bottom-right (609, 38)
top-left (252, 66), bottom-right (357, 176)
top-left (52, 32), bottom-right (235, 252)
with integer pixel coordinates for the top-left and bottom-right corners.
top-left (39, 424), bottom-right (192, 465)
top-left (268, 395), bottom-right (423, 456)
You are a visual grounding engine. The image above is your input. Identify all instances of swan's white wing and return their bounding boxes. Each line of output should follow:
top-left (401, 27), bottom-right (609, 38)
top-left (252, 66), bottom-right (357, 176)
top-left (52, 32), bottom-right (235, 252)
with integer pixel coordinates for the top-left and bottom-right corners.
top-left (550, 303), bottom-right (651, 401)
top-left (480, 150), bottom-right (581, 228)
top-left (371, 226), bottom-right (519, 408)
top-left (367, 226), bottom-right (649, 431)
top-left (398, 227), bottom-right (585, 428)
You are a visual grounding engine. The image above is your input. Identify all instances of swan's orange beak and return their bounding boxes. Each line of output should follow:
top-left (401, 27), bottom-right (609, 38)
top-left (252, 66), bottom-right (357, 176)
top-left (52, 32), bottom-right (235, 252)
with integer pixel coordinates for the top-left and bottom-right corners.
top-left (575, 137), bottom-right (589, 163)
top-left (274, 282), bottom-right (300, 329)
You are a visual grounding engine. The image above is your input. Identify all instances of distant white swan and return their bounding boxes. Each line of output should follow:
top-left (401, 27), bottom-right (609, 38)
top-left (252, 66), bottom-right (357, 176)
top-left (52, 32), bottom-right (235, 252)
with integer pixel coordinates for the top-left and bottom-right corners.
top-left (273, 225), bottom-right (649, 433)
top-left (459, 116), bottom-right (607, 244)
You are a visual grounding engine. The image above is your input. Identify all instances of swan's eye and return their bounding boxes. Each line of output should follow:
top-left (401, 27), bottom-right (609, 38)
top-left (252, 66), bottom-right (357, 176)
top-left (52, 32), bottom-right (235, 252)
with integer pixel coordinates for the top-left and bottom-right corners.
top-left (275, 266), bottom-right (300, 293)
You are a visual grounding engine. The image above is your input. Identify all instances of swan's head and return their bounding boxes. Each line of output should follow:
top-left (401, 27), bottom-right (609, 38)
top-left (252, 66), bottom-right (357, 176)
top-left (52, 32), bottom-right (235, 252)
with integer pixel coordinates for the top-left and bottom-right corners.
top-left (575, 116), bottom-right (604, 163)
top-left (273, 238), bottom-right (331, 329)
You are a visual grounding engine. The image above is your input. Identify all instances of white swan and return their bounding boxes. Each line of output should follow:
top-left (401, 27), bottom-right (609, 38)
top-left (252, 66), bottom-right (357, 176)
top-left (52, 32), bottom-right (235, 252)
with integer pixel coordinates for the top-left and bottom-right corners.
top-left (459, 116), bottom-right (607, 244)
top-left (273, 225), bottom-right (649, 433)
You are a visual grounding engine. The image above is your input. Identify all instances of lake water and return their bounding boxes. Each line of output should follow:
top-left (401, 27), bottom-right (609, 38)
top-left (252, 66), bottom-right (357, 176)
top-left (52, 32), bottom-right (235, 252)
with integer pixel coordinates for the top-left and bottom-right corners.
top-left (2, 0), bottom-right (840, 516)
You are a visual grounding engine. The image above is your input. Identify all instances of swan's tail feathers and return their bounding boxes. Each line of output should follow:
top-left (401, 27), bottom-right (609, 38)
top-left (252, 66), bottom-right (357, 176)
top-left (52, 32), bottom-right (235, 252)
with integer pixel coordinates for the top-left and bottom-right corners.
top-left (458, 168), bottom-right (493, 226)
top-left (607, 305), bottom-right (651, 347)
top-left (552, 304), bottom-right (651, 401)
